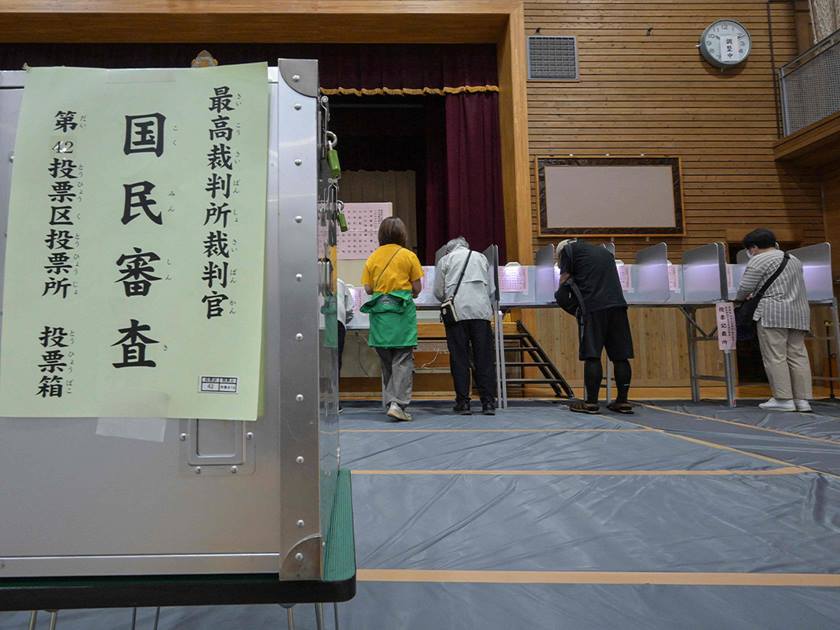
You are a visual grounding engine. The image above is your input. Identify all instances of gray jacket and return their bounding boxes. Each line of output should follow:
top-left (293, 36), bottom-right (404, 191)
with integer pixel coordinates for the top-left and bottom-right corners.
top-left (434, 247), bottom-right (494, 321)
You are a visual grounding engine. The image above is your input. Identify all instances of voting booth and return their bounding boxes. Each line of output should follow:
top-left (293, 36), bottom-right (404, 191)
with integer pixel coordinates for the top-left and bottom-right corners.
top-left (0, 61), bottom-right (355, 618)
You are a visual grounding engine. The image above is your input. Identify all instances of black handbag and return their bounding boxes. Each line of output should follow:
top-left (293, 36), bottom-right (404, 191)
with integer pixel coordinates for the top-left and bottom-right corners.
top-left (554, 242), bottom-right (587, 318)
top-left (555, 281), bottom-right (585, 317)
top-left (440, 251), bottom-right (472, 327)
top-left (734, 252), bottom-right (789, 342)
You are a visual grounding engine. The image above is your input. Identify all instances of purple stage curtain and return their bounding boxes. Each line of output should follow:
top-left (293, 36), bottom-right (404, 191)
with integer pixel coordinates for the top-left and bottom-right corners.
top-left (0, 44), bottom-right (498, 91)
top-left (425, 92), bottom-right (506, 264)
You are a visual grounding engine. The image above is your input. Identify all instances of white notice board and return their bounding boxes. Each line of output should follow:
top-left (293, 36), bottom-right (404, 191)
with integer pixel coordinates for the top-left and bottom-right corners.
top-left (338, 202), bottom-right (393, 260)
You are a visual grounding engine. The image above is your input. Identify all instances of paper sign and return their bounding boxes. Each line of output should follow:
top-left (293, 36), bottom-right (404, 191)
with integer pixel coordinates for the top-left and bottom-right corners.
top-left (0, 64), bottom-right (268, 420)
top-left (616, 263), bottom-right (633, 292)
top-left (499, 265), bottom-right (528, 293)
top-left (337, 202), bottom-right (392, 260)
top-left (668, 263), bottom-right (681, 292)
top-left (716, 301), bottom-right (737, 351)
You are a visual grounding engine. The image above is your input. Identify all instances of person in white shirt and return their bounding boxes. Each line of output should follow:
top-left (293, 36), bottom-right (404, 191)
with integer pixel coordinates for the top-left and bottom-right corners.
top-left (434, 237), bottom-right (497, 415)
top-left (736, 228), bottom-right (812, 412)
top-left (336, 278), bottom-right (355, 413)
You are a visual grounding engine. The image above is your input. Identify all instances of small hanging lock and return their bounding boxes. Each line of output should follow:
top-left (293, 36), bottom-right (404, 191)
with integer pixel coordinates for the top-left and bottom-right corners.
top-left (326, 131), bottom-right (341, 179)
top-left (336, 200), bottom-right (348, 233)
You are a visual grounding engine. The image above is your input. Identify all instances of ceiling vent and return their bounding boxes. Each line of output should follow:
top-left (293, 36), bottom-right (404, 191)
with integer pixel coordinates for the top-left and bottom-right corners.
top-left (527, 35), bottom-right (579, 81)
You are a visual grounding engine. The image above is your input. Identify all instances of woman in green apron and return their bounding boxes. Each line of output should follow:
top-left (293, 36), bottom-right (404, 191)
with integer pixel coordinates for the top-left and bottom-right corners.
top-left (361, 217), bottom-right (423, 422)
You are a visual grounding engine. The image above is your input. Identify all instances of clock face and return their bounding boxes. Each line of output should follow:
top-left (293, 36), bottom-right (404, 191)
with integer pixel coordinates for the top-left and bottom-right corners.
top-left (700, 20), bottom-right (752, 68)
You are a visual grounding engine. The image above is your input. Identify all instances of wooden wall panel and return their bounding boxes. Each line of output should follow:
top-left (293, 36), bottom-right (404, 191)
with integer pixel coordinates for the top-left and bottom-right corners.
top-left (523, 1), bottom-right (826, 390)
top-left (339, 170), bottom-right (418, 250)
top-left (823, 167), bottom-right (840, 276)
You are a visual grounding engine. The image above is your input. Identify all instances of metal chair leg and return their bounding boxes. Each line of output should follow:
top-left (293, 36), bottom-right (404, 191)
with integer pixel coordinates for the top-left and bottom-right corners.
top-left (333, 603), bottom-right (340, 630)
top-left (27, 611), bottom-right (38, 630)
top-left (47, 611), bottom-right (58, 630)
top-left (314, 603), bottom-right (324, 630)
top-left (282, 605), bottom-right (295, 630)
top-left (153, 607), bottom-right (161, 630)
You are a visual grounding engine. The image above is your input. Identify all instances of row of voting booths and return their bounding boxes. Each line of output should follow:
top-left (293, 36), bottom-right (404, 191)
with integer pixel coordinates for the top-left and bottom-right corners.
top-left (0, 62), bottom-right (355, 627)
top-left (349, 239), bottom-right (838, 410)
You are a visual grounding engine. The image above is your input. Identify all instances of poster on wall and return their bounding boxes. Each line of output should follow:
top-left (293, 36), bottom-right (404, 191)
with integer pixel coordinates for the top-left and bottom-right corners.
top-left (337, 202), bottom-right (392, 260)
top-left (0, 63), bottom-right (268, 420)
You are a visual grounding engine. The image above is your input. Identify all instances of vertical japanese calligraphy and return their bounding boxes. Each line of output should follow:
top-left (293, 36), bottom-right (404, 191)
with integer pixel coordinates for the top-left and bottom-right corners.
top-left (202, 86), bottom-right (238, 319)
top-left (0, 63), bottom-right (268, 420)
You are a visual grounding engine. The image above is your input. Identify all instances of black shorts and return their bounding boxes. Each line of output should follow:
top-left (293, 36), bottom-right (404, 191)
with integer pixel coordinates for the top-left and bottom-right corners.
top-left (579, 307), bottom-right (634, 361)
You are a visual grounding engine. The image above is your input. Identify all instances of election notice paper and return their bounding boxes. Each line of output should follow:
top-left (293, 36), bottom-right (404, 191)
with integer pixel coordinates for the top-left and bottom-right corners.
top-left (0, 63), bottom-right (268, 420)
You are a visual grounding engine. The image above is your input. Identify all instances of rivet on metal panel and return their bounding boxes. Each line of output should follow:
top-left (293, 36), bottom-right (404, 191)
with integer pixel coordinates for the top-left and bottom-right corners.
top-left (296, 394), bottom-right (304, 402)
top-left (194, 467), bottom-right (202, 475)
top-left (295, 553), bottom-right (304, 562)
top-left (292, 74), bottom-right (301, 82)
top-left (294, 104), bottom-right (302, 111)
top-left (294, 216), bottom-right (303, 223)
top-left (295, 333), bottom-right (303, 341)
top-left (296, 456), bottom-right (304, 464)
top-left (246, 432), bottom-right (254, 440)
top-left (8, 153), bottom-right (13, 163)
top-left (297, 520), bottom-right (305, 528)
top-left (294, 159), bottom-right (302, 166)
top-left (295, 274), bottom-right (302, 281)
top-left (179, 433), bottom-right (187, 441)
top-left (230, 466), bottom-right (238, 474)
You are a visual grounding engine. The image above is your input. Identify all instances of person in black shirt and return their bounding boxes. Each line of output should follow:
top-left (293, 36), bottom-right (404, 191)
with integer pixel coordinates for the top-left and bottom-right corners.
top-left (556, 239), bottom-right (634, 414)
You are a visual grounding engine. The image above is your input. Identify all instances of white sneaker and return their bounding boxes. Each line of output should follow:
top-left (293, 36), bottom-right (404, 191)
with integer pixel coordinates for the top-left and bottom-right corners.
top-left (758, 398), bottom-right (795, 412)
top-left (387, 402), bottom-right (412, 422)
top-left (794, 399), bottom-right (812, 413)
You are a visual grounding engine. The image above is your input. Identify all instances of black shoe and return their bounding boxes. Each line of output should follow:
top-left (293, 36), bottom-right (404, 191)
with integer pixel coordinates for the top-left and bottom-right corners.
top-left (482, 403), bottom-right (496, 416)
top-left (453, 401), bottom-right (472, 415)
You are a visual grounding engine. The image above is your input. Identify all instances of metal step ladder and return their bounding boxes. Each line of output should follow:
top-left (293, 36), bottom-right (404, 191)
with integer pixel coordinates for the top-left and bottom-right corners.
top-left (502, 321), bottom-right (575, 399)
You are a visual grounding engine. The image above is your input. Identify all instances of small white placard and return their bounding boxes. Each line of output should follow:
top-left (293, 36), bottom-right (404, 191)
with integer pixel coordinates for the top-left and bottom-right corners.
top-left (616, 263), bottom-right (633, 292)
top-left (200, 376), bottom-right (239, 394)
top-left (668, 263), bottom-right (681, 292)
top-left (716, 301), bottom-right (737, 351)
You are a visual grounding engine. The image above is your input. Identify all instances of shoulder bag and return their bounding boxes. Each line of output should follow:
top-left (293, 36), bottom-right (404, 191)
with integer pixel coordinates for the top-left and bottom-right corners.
top-left (554, 243), bottom-right (587, 319)
top-left (440, 251), bottom-right (472, 327)
top-left (734, 252), bottom-right (789, 342)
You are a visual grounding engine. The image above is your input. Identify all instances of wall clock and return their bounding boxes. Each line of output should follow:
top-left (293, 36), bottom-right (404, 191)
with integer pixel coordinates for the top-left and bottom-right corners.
top-left (699, 20), bottom-right (752, 69)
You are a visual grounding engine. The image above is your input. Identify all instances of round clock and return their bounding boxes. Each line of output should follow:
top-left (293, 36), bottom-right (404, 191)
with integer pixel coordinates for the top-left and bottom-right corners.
top-left (699, 19), bottom-right (752, 69)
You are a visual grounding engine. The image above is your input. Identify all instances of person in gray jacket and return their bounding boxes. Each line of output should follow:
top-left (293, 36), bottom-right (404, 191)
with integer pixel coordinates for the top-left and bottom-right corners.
top-left (434, 237), bottom-right (497, 415)
top-left (736, 228), bottom-right (813, 412)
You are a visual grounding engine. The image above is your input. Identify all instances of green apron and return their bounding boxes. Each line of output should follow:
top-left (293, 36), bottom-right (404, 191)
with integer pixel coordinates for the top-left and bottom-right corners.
top-left (320, 294), bottom-right (338, 349)
top-left (360, 290), bottom-right (417, 348)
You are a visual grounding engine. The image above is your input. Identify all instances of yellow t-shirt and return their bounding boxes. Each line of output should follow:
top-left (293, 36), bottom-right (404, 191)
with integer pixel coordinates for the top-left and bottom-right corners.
top-left (362, 244), bottom-right (424, 294)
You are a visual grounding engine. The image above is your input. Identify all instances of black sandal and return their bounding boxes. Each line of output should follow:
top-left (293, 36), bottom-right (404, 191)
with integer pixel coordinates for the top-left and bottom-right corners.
top-left (569, 400), bottom-right (600, 414)
top-left (607, 401), bottom-right (634, 415)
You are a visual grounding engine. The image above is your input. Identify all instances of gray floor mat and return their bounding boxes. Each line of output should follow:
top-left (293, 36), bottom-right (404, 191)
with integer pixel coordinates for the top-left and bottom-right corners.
top-left (341, 428), bottom-right (780, 471)
top-left (352, 473), bottom-right (840, 573)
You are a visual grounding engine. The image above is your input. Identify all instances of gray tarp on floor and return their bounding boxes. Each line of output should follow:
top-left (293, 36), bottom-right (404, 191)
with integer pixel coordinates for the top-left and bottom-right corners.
top-left (4, 401), bottom-right (840, 630)
top-left (353, 473), bottom-right (840, 573)
top-left (340, 429), bottom-right (780, 471)
top-left (340, 401), bottom-right (629, 430)
top-left (630, 402), bottom-right (840, 476)
top-left (5, 584), bottom-right (840, 630)
top-left (653, 400), bottom-right (840, 440)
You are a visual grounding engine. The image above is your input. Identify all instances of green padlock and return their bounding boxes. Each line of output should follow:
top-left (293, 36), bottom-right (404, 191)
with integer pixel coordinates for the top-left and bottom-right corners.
top-left (337, 201), bottom-right (348, 232)
top-left (327, 143), bottom-right (341, 179)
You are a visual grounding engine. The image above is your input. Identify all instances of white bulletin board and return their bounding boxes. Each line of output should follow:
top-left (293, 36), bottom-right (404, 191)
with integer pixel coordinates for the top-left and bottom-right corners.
top-left (337, 202), bottom-right (393, 260)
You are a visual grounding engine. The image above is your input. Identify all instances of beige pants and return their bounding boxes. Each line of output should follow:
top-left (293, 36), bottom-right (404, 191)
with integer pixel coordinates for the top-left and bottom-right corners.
top-left (757, 324), bottom-right (813, 401)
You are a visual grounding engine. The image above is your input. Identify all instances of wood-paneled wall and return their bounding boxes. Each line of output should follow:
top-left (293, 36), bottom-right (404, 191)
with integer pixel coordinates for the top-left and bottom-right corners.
top-left (339, 170), bottom-right (418, 249)
top-left (523, 0), bottom-right (826, 389)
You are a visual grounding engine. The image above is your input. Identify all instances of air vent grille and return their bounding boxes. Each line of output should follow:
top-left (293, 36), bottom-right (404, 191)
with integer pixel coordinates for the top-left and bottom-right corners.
top-left (527, 35), bottom-right (579, 81)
